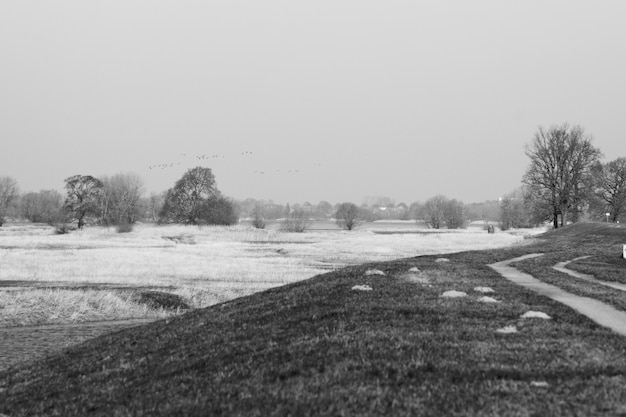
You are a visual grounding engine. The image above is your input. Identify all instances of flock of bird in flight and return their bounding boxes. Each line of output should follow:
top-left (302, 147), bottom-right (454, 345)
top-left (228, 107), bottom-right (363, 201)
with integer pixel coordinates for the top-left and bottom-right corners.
top-left (148, 152), bottom-right (323, 176)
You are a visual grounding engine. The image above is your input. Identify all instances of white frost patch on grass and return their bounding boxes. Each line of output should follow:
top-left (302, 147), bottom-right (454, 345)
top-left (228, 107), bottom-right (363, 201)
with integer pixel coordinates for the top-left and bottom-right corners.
top-left (441, 290), bottom-right (467, 298)
top-left (352, 285), bottom-right (373, 291)
top-left (474, 287), bottom-right (495, 293)
top-left (521, 311), bottom-right (551, 319)
top-left (496, 325), bottom-right (518, 334)
top-left (478, 296), bottom-right (499, 303)
top-left (365, 269), bottom-right (386, 276)
top-left (409, 267), bottom-right (420, 273)
top-left (435, 258), bottom-right (450, 263)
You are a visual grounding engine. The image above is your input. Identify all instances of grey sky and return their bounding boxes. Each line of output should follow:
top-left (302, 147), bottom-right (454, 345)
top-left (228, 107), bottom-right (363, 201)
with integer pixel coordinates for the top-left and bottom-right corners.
top-left (1, 1), bottom-right (624, 205)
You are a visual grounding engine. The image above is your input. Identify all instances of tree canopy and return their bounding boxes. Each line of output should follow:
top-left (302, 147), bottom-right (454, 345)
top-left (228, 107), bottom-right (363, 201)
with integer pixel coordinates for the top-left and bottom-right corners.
top-left (523, 124), bottom-right (601, 228)
top-left (160, 167), bottom-right (237, 225)
top-left (63, 175), bottom-right (103, 229)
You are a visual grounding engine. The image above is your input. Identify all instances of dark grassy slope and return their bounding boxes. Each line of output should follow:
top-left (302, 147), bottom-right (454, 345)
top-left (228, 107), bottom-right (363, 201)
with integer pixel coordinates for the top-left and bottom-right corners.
top-left (2, 223), bottom-right (626, 416)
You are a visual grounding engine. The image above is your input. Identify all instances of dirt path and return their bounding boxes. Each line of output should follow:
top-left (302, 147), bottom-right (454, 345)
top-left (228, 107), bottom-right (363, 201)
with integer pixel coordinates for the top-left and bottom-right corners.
top-left (0, 319), bottom-right (156, 372)
top-left (489, 254), bottom-right (626, 337)
top-left (553, 256), bottom-right (626, 292)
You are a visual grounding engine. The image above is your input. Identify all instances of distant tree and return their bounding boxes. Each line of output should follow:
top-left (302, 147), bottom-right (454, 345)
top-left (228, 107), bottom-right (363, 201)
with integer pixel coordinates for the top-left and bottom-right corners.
top-left (408, 202), bottom-right (423, 223)
top-left (422, 195), bottom-right (448, 229)
top-left (315, 201), bottom-right (333, 219)
top-left (444, 198), bottom-right (465, 229)
top-left (159, 167), bottom-right (219, 224)
top-left (464, 201), bottom-right (500, 223)
top-left (523, 124), bottom-right (601, 228)
top-left (63, 175), bottom-right (103, 229)
top-left (20, 189), bottom-right (63, 224)
top-left (263, 203), bottom-right (285, 220)
top-left (140, 192), bottom-right (165, 223)
top-left (335, 202), bottom-right (361, 230)
top-left (280, 208), bottom-right (311, 233)
top-left (396, 202), bottom-right (410, 220)
top-left (499, 188), bottom-right (532, 230)
top-left (98, 173), bottom-right (144, 225)
top-left (197, 196), bottom-right (239, 226)
top-left (591, 157), bottom-right (626, 222)
top-left (0, 176), bottom-right (19, 226)
top-left (251, 204), bottom-right (266, 229)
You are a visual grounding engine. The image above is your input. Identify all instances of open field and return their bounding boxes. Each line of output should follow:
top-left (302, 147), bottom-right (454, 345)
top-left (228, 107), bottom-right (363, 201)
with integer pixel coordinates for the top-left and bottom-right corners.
top-left (0, 222), bottom-right (528, 327)
top-left (1, 222), bottom-right (626, 415)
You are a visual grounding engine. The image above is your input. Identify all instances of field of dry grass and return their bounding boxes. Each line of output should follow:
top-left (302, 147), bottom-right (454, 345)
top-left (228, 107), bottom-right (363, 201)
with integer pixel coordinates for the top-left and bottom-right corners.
top-left (0, 222), bottom-right (530, 327)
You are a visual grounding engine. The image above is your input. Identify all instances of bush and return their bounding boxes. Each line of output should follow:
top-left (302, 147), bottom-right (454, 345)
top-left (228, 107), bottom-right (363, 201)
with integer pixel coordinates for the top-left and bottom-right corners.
top-left (335, 202), bottom-right (361, 231)
top-left (116, 221), bottom-right (134, 233)
top-left (54, 222), bottom-right (76, 235)
top-left (251, 205), bottom-right (266, 229)
top-left (198, 197), bottom-right (239, 226)
top-left (280, 209), bottom-right (311, 233)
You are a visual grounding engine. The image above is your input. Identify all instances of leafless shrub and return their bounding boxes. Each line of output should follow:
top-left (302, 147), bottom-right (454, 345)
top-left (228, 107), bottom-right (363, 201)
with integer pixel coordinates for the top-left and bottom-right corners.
top-left (280, 209), bottom-right (311, 233)
top-left (251, 204), bottom-right (266, 229)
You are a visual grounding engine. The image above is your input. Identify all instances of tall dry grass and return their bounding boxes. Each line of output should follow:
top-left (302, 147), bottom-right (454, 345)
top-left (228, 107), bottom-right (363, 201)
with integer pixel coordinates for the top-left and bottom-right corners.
top-left (0, 222), bottom-right (529, 326)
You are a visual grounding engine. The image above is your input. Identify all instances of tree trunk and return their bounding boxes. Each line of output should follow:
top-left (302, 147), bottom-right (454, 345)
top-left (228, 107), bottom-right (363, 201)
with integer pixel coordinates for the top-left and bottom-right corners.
top-left (553, 210), bottom-right (559, 229)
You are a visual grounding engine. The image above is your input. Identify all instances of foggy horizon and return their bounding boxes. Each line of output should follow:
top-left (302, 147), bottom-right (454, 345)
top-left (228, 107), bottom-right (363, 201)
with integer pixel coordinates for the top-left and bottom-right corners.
top-left (2, 1), bottom-right (624, 205)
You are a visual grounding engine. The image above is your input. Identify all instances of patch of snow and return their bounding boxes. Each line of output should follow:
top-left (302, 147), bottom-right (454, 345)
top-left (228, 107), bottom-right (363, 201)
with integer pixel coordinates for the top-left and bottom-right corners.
top-left (474, 286), bottom-right (495, 293)
top-left (530, 381), bottom-right (549, 387)
top-left (365, 269), bottom-right (386, 276)
top-left (441, 290), bottom-right (467, 298)
top-left (478, 296), bottom-right (499, 303)
top-left (496, 325), bottom-right (518, 334)
top-left (352, 285), bottom-right (373, 291)
top-left (521, 311), bottom-right (551, 320)
top-left (409, 267), bottom-right (420, 273)
top-left (435, 258), bottom-right (450, 263)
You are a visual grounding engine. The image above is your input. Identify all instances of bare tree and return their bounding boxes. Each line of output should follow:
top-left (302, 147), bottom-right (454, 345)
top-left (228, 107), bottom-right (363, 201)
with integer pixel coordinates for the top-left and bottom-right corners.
top-left (523, 124), bottom-right (601, 228)
top-left (335, 202), bottom-right (361, 231)
top-left (20, 189), bottom-right (63, 224)
top-left (280, 209), bottom-right (311, 232)
top-left (98, 173), bottom-right (144, 225)
top-left (499, 187), bottom-right (532, 230)
top-left (251, 204), bottom-right (266, 229)
top-left (0, 176), bottom-right (19, 226)
top-left (422, 195), bottom-right (448, 229)
top-left (444, 198), bottom-right (465, 229)
top-left (63, 175), bottom-right (104, 229)
top-left (591, 157), bottom-right (626, 222)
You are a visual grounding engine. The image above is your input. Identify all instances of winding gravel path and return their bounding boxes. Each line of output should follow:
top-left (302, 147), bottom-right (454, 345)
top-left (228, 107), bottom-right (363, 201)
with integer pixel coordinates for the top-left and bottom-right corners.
top-left (553, 256), bottom-right (626, 292)
top-left (489, 254), bottom-right (626, 337)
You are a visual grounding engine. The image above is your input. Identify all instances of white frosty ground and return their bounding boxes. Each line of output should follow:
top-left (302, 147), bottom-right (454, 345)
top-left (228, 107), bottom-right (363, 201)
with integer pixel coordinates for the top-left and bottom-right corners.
top-left (477, 296), bottom-right (499, 303)
top-left (474, 287), bottom-right (495, 293)
top-left (521, 311), bottom-right (551, 320)
top-left (365, 269), bottom-right (386, 276)
top-left (351, 285), bottom-right (373, 291)
top-left (496, 325), bottom-right (518, 334)
top-left (441, 290), bottom-right (467, 298)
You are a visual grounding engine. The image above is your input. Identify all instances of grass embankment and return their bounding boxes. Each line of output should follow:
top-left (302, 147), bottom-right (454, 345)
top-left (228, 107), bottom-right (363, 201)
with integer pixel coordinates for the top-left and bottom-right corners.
top-left (1, 223), bottom-right (626, 416)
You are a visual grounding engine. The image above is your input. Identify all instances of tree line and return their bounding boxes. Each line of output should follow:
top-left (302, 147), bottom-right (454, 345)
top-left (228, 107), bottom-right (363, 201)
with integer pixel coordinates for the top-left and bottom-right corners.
top-left (0, 167), bottom-right (238, 231)
top-left (3, 124), bottom-right (622, 232)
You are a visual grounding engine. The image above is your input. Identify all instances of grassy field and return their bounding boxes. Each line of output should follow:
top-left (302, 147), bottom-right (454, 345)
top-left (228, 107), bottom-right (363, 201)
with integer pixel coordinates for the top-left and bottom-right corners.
top-left (1, 222), bottom-right (626, 415)
top-left (0, 222), bottom-right (525, 327)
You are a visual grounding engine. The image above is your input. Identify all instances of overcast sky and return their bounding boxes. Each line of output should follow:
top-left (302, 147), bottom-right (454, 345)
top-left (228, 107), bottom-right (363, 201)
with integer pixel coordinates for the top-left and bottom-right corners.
top-left (1, 1), bottom-right (624, 205)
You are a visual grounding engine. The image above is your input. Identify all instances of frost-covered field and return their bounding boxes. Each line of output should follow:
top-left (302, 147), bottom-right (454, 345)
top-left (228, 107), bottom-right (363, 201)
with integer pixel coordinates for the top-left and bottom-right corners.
top-left (0, 222), bottom-right (537, 326)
